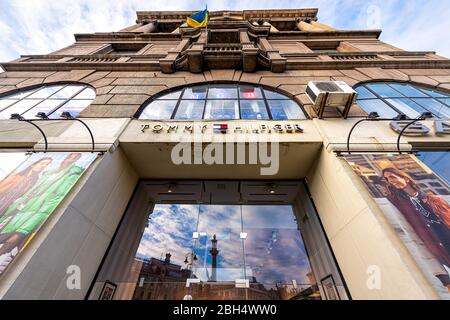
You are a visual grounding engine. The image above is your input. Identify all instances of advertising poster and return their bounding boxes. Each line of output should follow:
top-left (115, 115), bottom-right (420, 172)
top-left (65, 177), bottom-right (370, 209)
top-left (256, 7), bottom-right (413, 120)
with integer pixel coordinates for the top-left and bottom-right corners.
top-left (0, 152), bottom-right (97, 276)
top-left (344, 154), bottom-right (450, 299)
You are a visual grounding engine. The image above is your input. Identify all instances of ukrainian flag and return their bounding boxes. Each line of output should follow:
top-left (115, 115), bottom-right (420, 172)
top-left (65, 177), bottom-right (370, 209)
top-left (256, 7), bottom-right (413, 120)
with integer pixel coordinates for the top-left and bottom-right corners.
top-left (187, 8), bottom-right (209, 28)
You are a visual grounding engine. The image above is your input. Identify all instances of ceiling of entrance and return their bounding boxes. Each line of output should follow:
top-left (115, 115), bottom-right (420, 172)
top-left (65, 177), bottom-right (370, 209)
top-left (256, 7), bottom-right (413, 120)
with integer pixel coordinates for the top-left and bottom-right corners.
top-left (142, 180), bottom-right (303, 205)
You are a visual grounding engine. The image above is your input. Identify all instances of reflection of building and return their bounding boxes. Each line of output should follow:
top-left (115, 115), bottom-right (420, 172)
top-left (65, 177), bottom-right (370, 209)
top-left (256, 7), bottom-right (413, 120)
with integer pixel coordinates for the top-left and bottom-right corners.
top-left (0, 7), bottom-right (448, 301)
top-left (132, 254), bottom-right (191, 300)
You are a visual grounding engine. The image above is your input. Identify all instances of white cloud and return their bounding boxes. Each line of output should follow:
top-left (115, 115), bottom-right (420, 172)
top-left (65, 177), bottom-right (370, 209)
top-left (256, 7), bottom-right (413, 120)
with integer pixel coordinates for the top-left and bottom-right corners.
top-left (0, 0), bottom-right (449, 65)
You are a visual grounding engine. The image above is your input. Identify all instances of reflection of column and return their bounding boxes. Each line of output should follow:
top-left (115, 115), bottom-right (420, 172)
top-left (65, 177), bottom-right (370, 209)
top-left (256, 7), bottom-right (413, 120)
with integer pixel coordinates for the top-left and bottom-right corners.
top-left (209, 234), bottom-right (219, 282)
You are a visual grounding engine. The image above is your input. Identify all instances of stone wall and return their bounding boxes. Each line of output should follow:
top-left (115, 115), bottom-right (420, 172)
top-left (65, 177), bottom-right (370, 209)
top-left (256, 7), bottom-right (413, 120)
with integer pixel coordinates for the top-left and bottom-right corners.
top-left (2, 67), bottom-right (450, 120)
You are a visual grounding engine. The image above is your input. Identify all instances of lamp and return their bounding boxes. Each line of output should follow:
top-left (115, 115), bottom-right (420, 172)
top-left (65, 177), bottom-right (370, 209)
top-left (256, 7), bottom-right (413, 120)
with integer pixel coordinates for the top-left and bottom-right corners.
top-left (268, 183), bottom-right (276, 194)
top-left (10, 113), bottom-right (24, 120)
top-left (61, 111), bottom-right (74, 119)
top-left (396, 112), bottom-right (434, 154)
top-left (36, 112), bottom-right (49, 120)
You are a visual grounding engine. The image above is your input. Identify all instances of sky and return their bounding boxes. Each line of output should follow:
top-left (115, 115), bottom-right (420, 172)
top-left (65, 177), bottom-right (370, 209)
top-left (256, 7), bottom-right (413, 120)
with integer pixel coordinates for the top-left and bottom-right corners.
top-left (0, 0), bottom-right (449, 68)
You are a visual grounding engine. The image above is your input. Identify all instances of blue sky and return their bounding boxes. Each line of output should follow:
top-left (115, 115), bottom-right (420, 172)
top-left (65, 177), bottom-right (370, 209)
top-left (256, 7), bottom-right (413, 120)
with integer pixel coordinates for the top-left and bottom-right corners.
top-left (0, 0), bottom-right (449, 66)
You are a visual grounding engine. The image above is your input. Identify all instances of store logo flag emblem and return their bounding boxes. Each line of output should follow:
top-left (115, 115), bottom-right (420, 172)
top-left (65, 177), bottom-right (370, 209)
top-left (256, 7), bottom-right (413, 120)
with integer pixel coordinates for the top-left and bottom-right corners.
top-left (213, 124), bottom-right (228, 133)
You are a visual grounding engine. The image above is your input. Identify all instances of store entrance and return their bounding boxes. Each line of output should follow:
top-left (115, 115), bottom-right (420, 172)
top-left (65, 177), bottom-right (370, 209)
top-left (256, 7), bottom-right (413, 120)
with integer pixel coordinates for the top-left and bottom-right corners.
top-left (89, 180), bottom-right (348, 300)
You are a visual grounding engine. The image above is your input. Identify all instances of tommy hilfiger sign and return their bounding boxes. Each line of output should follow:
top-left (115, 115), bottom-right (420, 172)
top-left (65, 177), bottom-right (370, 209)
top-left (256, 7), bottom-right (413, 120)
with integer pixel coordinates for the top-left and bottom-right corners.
top-left (140, 123), bottom-right (304, 134)
top-left (389, 120), bottom-right (450, 136)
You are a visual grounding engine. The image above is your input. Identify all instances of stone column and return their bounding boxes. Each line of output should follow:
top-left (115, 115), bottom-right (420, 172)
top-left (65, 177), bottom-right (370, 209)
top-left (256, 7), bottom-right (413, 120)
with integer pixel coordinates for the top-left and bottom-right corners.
top-left (296, 19), bottom-right (325, 32)
top-left (134, 20), bottom-right (158, 33)
top-left (240, 29), bottom-right (258, 73)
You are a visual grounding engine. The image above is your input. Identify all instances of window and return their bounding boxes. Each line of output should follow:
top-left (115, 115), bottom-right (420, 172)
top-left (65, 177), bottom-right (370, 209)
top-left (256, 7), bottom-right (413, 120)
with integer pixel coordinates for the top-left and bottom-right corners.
top-left (355, 82), bottom-right (450, 119)
top-left (138, 83), bottom-right (307, 120)
top-left (0, 84), bottom-right (96, 119)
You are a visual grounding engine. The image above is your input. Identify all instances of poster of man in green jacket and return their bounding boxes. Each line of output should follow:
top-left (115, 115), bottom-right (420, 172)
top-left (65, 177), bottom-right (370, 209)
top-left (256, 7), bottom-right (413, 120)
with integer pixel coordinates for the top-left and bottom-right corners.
top-left (0, 152), bottom-right (97, 275)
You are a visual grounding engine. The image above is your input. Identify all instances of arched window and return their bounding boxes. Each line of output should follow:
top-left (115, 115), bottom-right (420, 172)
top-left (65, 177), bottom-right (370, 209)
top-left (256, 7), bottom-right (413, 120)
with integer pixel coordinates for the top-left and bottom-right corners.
top-left (138, 83), bottom-right (307, 120)
top-left (354, 82), bottom-right (450, 119)
top-left (0, 84), bottom-right (96, 120)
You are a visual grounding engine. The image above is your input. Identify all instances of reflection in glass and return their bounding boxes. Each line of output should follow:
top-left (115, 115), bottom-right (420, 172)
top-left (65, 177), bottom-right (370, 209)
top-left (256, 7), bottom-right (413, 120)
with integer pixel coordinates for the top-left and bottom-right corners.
top-left (204, 100), bottom-right (239, 120)
top-left (263, 89), bottom-right (290, 100)
top-left (357, 99), bottom-right (399, 118)
top-left (388, 83), bottom-right (428, 98)
top-left (355, 82), bottom-right (450, 119)
top-left (157, 89), bottom-right (183, 100)
top-left (366, 83), bottom-right (404, 98)
top-left (0, 99), bottom-right (42, 119)
top-left (240, 100), bottom-right (269, 120)
top-left (140, 100), bottom-right (178, 120)
top-left (73, 88), bottom-right (96, 100)
top-left (385, 98), bottom-right (426, 119)
top-left (0, 100), bottom-right (18, 112)
top-left (6, 89), bottom-right (37, 99)
top-left (49, 100), bottom-right (92, 118)
top-left (50, 85), bottom-right (85, 99)
top-left (418, 87), bottom-right (448, 98)
top-left (125, 204), bottom-right (321, 300)
top-left (208, 85), bottom-right (238, 99)
top-left (22, 99), bottom-right (65, 119)
top-left (28, 86), bottom-right (64, 99)
top-left (0, 84), bottom-right (95, 119)
top-left (354, 86), bottom-right (376, 99)
top-left (239, 85), bottom-right (263, 99)
top-left (138, 83), bottom-right (307, 120)
top-left (268, 100), bottom-right (306, 120)
top-left (174, 100), bottom-right (205, 120)
top-left (182, 86), bottom-right (207, 99)
top-left (412, 98), bottom-right (450, 118)
top-left (417, 152), bottom-right (450, 185)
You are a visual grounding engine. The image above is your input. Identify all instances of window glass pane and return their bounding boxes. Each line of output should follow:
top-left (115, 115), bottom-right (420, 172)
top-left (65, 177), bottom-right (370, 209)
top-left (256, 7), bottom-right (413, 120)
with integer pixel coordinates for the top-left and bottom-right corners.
top-left (204, 100), bottom-right (239, 120)
top-left (437, 98), bottom-right (450, 108)
top-left (139, 100), bottom-right (177, 119)
top-left (157, 89), bottom-right (183, 100)
top-left (366, 83), bottom-right (404, 98)
top-left (28, 86), bottom-right (64, 99)
top-left (242, 206), bottom-right (314, 289)
top-left (182, 86), bottom-right (207, 99)
top-left (239, 85), bottom-right (263, 99)
top-left (263, 89), bottom-right (289, 99)
top-left (417, 87), bottom-right (448, 98)
top-left (194, 205), bottom-right (243, 282)
top-left (355, 86), bottom-right (376, 99)
top-left (22, 99), bottom-right (65, 119)
top-left (73, 88), bottom-right (96, 100)
top-left (388, 83), bottom-right (428, 98)
top-left (49, 100), bottom-right (92, 119)
top-left (357, 99), bottom-right (399, 118)
top-left (0, 99), bottom-right (18, 112)
top-left (416, 152), bottom-right (450, 185)
top-left (0, 99), bottom-right (42, 119)
top-left (385, 98), bottom-right (426, 119)
top-left (240, 100), bottom-right (269, 120)
top-left (174, 100), bottom-right (205, 120)
top-left (267, 100), bottom-right (306, 120)
top-left (208, 85), bottom-right (238, 99)
top-left (6, 89), bottom-right (37, 99)
top-left (412, 98), bottom-right (450, 118)
top-left (50, 85), bottom-right (85, 99)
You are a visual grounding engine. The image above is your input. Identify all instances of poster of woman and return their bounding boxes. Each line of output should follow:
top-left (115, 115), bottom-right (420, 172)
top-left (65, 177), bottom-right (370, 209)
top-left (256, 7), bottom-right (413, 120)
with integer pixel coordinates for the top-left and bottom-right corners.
top-left (344, 154), bottom-right (450, 299)
top-left (0, 152), bottom-right (97, 276)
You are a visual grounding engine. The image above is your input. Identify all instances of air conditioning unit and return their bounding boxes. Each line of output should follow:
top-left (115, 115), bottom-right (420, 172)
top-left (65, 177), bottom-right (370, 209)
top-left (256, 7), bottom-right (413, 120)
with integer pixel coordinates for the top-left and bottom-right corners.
top-left (306, 81), bottom-right (358, 118)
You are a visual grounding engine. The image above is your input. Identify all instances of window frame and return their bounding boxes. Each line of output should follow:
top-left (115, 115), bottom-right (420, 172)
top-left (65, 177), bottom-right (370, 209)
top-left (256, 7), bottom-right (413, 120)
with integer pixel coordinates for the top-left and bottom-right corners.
top-left (355, 81), bottom-right (450, 119)
top-left (0, 83), bottom-right (96, 119)
top-left (136, 82), bottom-right (308, 121)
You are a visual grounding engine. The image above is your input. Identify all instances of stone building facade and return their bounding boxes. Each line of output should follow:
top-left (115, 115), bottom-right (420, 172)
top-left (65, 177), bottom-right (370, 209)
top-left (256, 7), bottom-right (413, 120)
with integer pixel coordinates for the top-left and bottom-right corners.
top-left (0, 9), bottom-right (449, 300)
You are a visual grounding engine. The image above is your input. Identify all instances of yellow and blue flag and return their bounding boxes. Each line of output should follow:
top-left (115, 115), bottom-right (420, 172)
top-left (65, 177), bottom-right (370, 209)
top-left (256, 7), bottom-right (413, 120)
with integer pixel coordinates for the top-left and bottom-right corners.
top-left (187, 8), bottom-right (209, 28)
